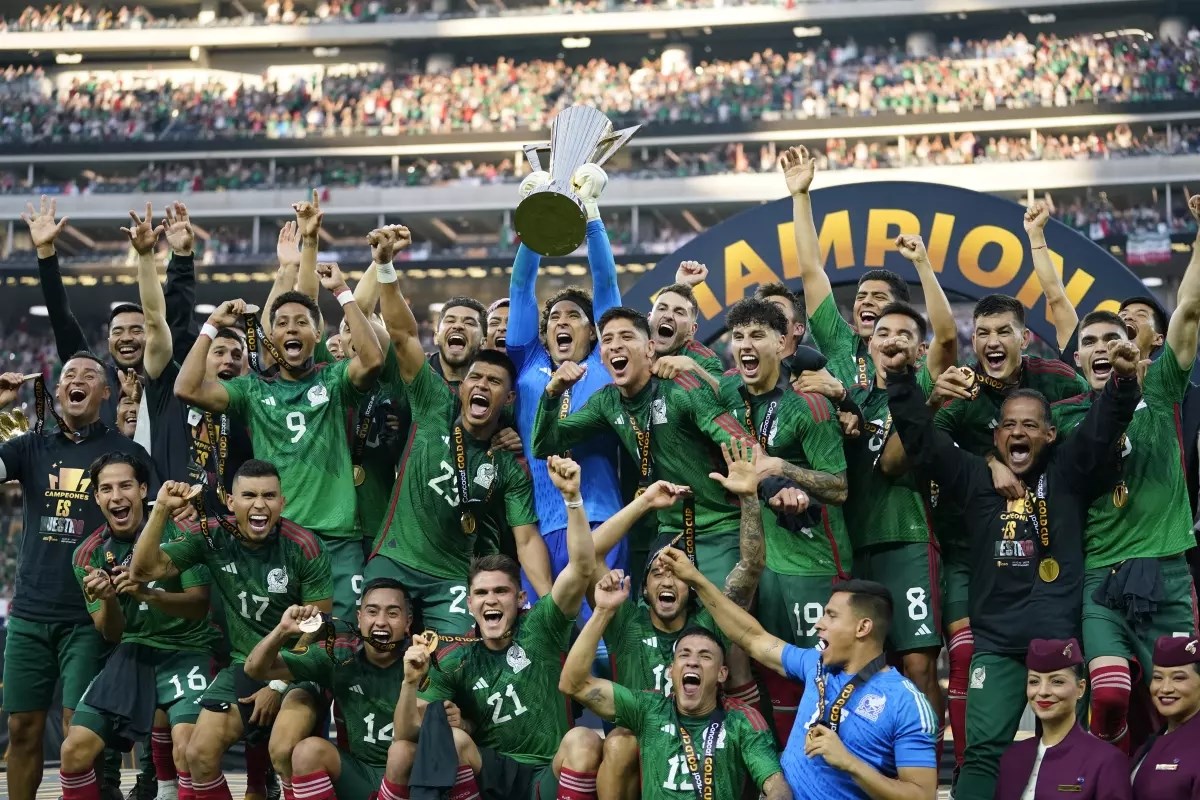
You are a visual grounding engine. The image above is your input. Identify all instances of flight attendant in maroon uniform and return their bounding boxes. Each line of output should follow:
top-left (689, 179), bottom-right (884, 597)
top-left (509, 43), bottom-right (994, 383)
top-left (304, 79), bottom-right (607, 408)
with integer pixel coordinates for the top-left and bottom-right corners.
top-left (995, 638), bottom-right (1132, 800)
top-left (1132, 634), bottom-right (1200, 799)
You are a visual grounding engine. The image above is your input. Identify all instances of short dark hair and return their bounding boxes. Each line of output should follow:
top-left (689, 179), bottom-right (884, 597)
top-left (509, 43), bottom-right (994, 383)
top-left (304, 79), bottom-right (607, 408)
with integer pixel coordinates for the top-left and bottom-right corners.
top-left (655, 283), bottom-right (699, 316)
top-left (540, 287), bottom-right (594, 335)
top-left (89, 451), bottom-right (150, 490)
top-left (973, 294), bottom-right (1026, 326)
top-left (673, 625), bottom-right (726, 662)
top-left (65, 351), bottom-right (107, 370)
top-left (468, 554), bottom-right (521, 590)
top-left (1002, 388), bottom-right (1052, 426)
top-left (755, 282), bottom-right (807, 327)
top-left (361, 576), bottom-right (411, 612)
top-left (830, 579), bottom-right (894, 644)
top-left (598, 306), bottom-right (651, 338)
top-left (859, 270), bottom-right (910, 303)
top-left (109, 303), bottom-right (144, 324)
top-left (875, 302), bottom-right (928, 340)
top-left (442, 296), bottom-right (488, 337)
top-left (467, 349), bottom-right (518, 387)
top-left (270, 291), bottom-right (321, 327)
top-left (213, 327), bottom-right (246, 346)
top-left (1119, 295), bottom-right (1169, 335)
top-left (487, 298), bottom-right (510, 314)
top-left (1079, 310), bottom-right (1127, 336)
top-left (726, 297), bottom-right (788, 336)
top-left (232, 459), bottom-right (281, 484)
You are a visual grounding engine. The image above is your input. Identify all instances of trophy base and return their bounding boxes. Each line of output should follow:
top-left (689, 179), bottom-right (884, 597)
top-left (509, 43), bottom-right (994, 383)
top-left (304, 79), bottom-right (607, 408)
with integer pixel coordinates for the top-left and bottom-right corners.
top-left (515, 192), bottom-right (588, 258)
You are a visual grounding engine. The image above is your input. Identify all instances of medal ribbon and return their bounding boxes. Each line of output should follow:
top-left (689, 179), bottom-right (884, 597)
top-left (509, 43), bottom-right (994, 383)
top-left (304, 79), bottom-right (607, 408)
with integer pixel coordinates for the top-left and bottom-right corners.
top-left (866, 411), bottom-right (893, 469)
top-left (855, 355), bottom-right (869, 388)
top-left (351, 393), bottom-right (379, 477)
top-left (813, 652), bottom-right (888, 733)
top-left (740, 391), bottom-right (778, 450)
top-left (1031, 474), bottom-right (1049, 553)
top-left (624, 389), bottom-right (656, 490)
top-left (243, 312), bottom-right (308, 376)
top-left (453, 423), bottom-right (495, 533)
top-left (558, 387), bottom-right (573, 458)
top-left (33, 376), bottom-right (79, 439)
top-left (971, 364), bottom-right (1015, 394)
top-left (190, 411), bottom-right (229, 504)
top-left (677, 707), bottom-right (725, 800)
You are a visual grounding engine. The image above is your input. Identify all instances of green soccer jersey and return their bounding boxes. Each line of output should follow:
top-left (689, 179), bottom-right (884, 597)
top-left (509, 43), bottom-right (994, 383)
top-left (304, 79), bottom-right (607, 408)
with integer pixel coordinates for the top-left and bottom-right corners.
top-left (353, 346), bottom-right (408, 543)
top-left (222, 360), bottom-right (364, 538)
top-left (844, 367), bottom-right (937, 551)
top-left (673, 340), bottom-right (725, 378)
top-left (718, 376), bottom-right (852, 576)
top-left (611, 685), bottom-right (781, 799)
top-left (161, 518), bottom-right (334, 662)
top-left (73, 523), bottom-right (219, 654)
top-left (605, 601), bottom-right (726, 696)
top-left (1051, 344), bottom-right (1195, 568)
top-left (371, 361), bottom-right (537, 581)
top-left (810, 294), bottom-right (872, 390)
top-left (532, 375), bottom-right (746, 536)
top-left (281, 635), bottom-right (403, 767)
top-left (418, 596), bottom-right (575, 766)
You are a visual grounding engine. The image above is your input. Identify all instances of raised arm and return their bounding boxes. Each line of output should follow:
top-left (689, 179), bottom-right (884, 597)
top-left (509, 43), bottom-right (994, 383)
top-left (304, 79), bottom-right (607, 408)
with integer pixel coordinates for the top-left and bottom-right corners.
top-left (1024, 202), bottom-right (1078, 353)
top-left (587, 481), bottom-right (689, 602)
top-left (558, 570), bottom-right (624, 721)
top-left (81, 569), bottom-right (125, 643)
top-left (896, 234), bottom-right (958, 375)
top-left (174, 301), bottom-right (242, 412)
top-left (124, 204), bottom-right (172, 379)
top-left (656, 548), bottom-right (789, 676)
top-left (371, 226), bottom-right (426, 382)
top-left (1060, 340), bottom-right (1142, 493)
top-left (781, 146), bottom-right (832, 320)
top-left (505, 244), bottom-right (543, 362)
top-left (1167, 191), bottom-right (1200, 369)
top-left (530, 365), bottom-right (610, 458)
top-left (243, 604), bottom-right (325, 682)
top-left (23, 195), bottom-right (87, 360)
top-left (546, 456), bottom-right (596, 616)
top-left (714, 441), bottom-right (767, 609)
top-left (394, 633), bottom-right (437, 742)
top-left (263, 222), bottom-right (302, 335)
top-left (317, 262), bottom-right (382, 391)
top-left (129, 482), bottom-right (195, 583)
top-left (293, 191), bottom-right (322, 302)
top-left (585, 223), bottom-right (620, 318)
top-left (161, 202), bottom-right (199, 362)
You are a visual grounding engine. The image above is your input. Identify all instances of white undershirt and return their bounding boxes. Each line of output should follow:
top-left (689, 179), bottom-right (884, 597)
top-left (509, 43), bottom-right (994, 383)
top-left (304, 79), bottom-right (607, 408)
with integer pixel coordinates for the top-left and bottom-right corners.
top-left (1021, 742), bottom-right (1049, 800)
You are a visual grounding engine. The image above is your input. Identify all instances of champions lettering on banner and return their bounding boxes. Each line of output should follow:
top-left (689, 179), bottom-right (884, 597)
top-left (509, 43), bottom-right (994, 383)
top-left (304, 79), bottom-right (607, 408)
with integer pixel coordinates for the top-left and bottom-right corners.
top-left (623, 181), bottom-right (1149, 348)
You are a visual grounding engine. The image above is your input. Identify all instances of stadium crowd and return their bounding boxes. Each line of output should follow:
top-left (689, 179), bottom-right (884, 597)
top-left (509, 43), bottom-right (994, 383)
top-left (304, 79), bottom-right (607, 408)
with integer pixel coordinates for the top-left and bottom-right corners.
top-left (1, 145), bottom-right (1199, 800)
top-left (1, 30), bottom-right (1199, 144)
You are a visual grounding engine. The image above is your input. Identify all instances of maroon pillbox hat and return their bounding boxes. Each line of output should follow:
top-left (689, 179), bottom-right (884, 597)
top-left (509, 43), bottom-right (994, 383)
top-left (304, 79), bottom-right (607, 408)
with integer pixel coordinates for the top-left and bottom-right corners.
top-left (1026, 638), bottom-right (1083, 672)
top-left (1153, 634), bottom-right (1200, 668)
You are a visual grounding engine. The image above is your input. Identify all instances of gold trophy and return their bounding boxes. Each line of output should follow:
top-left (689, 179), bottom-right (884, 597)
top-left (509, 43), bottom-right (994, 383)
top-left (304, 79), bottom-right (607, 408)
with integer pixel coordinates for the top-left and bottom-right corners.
top-left (514, 105), bottom-right (639, 257)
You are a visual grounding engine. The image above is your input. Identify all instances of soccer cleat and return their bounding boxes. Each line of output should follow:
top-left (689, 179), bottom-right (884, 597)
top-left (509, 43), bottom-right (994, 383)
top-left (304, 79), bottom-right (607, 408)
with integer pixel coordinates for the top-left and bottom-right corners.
top-left (155, 783), bottom-right (179, 800)
top-left (124, 771), bottom-right (155, 800)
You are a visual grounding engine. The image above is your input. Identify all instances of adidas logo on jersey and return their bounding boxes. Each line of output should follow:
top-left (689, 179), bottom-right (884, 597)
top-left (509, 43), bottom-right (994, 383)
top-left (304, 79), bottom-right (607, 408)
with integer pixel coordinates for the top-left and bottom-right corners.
top-left (261, 397), bottom-right (277, 407)
top-left (915, 624), bottom-right (932, 637)
top-left (643, 637), bottom-right (657, 648)
top-left (473, 678), bottom-right (488, 691)
top-left (350, 685), bottom-right (365, 695)
top-left (221, 563), bottom-right (238, 575)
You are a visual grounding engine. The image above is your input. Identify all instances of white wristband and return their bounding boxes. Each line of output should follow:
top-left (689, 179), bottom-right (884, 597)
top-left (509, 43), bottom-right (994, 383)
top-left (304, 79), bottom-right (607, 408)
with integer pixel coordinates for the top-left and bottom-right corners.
top-left (374, 261), bottom-right (397, 284)
top-left (336, 290), bottom-right (355, 307)
top-left (200, 323), bottom-right (219, 340)
top-left (565, 499), bottom-right (584, 509)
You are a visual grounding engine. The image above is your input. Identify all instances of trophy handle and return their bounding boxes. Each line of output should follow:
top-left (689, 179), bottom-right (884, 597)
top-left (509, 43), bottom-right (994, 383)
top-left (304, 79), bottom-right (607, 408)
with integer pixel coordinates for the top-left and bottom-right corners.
top-left (523, 143), bottom-right (551, 173)
top-left (592, 124), bottom-right (642, 168)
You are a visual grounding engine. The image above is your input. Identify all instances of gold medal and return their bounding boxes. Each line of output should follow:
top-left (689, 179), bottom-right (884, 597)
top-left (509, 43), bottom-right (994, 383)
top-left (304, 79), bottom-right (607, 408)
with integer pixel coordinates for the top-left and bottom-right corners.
top-left (958, 366), bottom-right (980, 400)
top-left (352, 465), bottom-right (366, 487)
top-left (1112, 482), bottom-right (1129, 508)
top-left (460, 511), bottom-right (476, 535)
top-left (1038, 557), bottom-right (1061, 583)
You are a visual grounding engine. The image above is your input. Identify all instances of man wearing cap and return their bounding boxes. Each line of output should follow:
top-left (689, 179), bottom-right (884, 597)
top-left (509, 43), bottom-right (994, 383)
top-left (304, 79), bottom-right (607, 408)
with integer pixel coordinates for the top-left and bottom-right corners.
top-left (995, 638), bottom-right (1131, 800)
top-left (1132, 634), bottom-right (1200, 799)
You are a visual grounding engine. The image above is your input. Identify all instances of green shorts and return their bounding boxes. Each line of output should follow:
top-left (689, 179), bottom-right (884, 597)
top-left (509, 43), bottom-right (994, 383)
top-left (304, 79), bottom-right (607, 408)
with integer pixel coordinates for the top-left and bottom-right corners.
top-left (1082, 555), bottom-right (1198, 680)
top-left (363, 556), bottom-right (472, 634)
top-left (757, 569), bottom-right (838, 648)
top-left (334, 751), bottom-right (385, 799)
top-left (693, 530), bottom-right (739, 592)
top-left (478, 748), bottom-right (556, 800)
top-left (74, 650), bottom-right (213, 744)
top-left (856, 541), bottom-right (943, 653)
top-left (942, 549), bottom-right (971, 625)
top-left (320, 535), bottom-right (369, 618)
top-left (3, 616), bottom-right (107, 713)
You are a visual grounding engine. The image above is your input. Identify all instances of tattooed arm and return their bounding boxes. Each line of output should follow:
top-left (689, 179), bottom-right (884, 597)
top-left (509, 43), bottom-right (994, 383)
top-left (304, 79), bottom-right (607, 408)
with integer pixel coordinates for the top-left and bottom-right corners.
top-left (759, 455), bottom-right (848, 505)
top-left (558, 572), bottom-right (623, 721)
top-left (724, 493), bottom-right (766, 609)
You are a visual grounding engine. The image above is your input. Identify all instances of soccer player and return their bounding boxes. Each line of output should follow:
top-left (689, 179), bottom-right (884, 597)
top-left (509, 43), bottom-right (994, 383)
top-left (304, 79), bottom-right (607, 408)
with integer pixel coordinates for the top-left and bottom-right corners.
top-left (507, 165), bottom-right (626, 600)
top-left (884, 334), bottom-right (1141, 800)
top-left (0, 356), bottom-right (155, 800)
top-left (242, 578), bottom-right (415, 800)
top-left (560, 570), bottom-right (788, 800)
top-left (129, 461), bottom-right (334, 800)
top-left (647, 269), bottom-right (724, 378)
top-left (25, 195), bottom-right (198, 425)
top-left (428, 296), bottom-right (489, 387)
top-left (1022, 201), bottom-right (1081, 354)
top-left (754, 283), bottom-right (807, 360)
top-left (366, 251), bottom-right (551, 632)
top-left (656, 549), bottom-right (938, 800)
top-left (127, 202), bottom-right (251, 509)
top-left (532, 306), bottom-right (754, 587)
top-left (486, 298), bottom-right (510, 352)
top-left (1052, 280), bottom-right (1200, 753)
top-left (174, 256), bottom-right (382, 618)
top-left (717, 297), bottom-right (850, 741)
top-left (385, 456), bottom-right (602, 800)
top-left (59, 453), bottom-right (219, 800)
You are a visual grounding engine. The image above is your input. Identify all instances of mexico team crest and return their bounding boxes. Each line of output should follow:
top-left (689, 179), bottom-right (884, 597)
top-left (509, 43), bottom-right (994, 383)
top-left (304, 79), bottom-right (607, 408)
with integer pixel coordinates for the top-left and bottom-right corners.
top-left (267, 567), bottom-right (289, 593)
